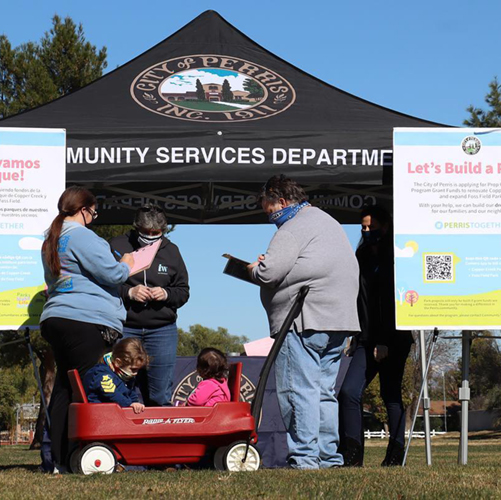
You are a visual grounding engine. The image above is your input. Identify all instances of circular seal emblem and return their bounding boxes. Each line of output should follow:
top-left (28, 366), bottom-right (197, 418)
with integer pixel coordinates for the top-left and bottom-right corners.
top-left (461, 136), bottom-right (481, 155)
top-left (172, 370), bottom-right (256, 405)
top-left (130, 54), bottom-right (296, 122)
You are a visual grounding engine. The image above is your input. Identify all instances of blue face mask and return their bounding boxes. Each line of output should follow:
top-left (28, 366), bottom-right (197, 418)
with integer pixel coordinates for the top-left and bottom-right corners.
top-left (268, 201), bottom-right (310, 228)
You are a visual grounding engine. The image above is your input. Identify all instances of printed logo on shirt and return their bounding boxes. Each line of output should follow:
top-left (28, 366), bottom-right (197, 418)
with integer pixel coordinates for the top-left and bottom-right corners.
top-left (158, 263), bottom-right (169, 275)
top-left (55, 276), bottom-right (73, 292)
top-left (100, 375), bottom-right (116, 393)
top-left (58, 235), bottom-right (70, 253)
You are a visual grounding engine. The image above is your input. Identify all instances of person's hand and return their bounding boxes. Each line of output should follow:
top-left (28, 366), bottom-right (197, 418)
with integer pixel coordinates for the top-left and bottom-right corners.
top-left (247, 254), bottom-right (265, 272)
top-left (374, 344), bottom-right (389, 362)
top-left (128, 285), bottom-right (152, 303)
top-left (149, 287), bottom-right (167, 301)
top-left (130, 402), bottom-right (145, 414)
top-left (120, 253), bottom-right (135, 270)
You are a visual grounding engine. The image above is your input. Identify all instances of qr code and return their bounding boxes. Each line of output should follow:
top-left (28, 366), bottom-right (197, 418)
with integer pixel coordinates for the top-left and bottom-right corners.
top-left (424, 254), bottom-right (453, 282)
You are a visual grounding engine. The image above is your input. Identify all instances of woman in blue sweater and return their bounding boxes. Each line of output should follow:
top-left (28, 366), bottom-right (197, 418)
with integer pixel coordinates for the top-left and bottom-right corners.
top-left (41, 186), bottom-right (134, 473)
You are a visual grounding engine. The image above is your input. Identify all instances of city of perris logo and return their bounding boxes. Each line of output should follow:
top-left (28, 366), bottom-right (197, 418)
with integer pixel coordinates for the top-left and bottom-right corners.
top-left (130, 55), bottom-right (296, 123)
top-left (461, 136), bottom-right (481, 155)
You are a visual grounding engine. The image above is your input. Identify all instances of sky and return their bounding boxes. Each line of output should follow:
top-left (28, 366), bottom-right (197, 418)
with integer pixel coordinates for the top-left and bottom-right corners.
top-left (1, 1), bottom-right (500, 341)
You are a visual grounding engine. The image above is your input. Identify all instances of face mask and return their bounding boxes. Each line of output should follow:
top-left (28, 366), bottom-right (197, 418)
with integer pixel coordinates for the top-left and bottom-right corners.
top-left (361, 229), bottom-right (382, 244)
top-left (115, 365), bottom-right (136, 382)
top-left (138, 231), bottom-right (162, 246)
top-left (104, 352), bottom-right (137, 382)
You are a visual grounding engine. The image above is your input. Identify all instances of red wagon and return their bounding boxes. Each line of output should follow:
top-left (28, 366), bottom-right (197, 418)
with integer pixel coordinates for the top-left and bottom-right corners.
top-left (67, 286), bottom-right (309, 474)
top-left (68, 362), bottom-right (259, 474)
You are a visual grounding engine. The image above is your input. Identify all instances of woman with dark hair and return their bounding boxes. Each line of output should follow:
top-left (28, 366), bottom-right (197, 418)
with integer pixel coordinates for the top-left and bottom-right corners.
top-left (249, 175), bottom-right (360, 469)
top-left (339, 205), bottom-right (413, 467)
top-left (110, 204), bottom-right (189, 406)
top-left (41, 186), bottom-right (134, 473)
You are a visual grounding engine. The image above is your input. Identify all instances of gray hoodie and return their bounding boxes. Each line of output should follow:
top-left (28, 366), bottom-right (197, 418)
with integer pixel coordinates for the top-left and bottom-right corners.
top-left (252, 207), bottom-right (360, 336)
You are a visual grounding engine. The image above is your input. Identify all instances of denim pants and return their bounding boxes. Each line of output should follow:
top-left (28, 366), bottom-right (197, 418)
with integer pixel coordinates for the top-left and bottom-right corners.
top-left (339, 341), bottom-right (411, 449)
top-left (122, 323), bottom-right (178, 406)
top-left (275, 330), bottom-right (348, 469)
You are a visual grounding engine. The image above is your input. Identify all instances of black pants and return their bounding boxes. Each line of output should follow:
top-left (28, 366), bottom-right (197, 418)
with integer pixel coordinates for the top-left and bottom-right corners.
top-left (41, 317), bottom-right (107, 466)
top-left (339, 340), bottom-right (411, 451)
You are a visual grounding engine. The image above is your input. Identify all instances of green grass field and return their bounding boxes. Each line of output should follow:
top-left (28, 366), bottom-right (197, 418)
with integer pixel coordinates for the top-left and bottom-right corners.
top-left (1, 433), bottom-right (501, 499)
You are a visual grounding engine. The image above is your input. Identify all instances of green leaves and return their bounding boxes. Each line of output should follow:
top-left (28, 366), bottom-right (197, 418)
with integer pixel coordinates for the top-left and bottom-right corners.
top-left (177, 324), bottom-right (248, 356)
top-left (464, 77), bottom-right (501, 127)
top-left (0, 15), bottom-right (107, 119)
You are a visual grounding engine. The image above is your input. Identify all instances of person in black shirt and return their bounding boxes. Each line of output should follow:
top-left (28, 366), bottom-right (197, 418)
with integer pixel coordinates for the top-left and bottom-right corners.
top-left (110, 204), bottom-right (189, 406)
top-left (339, 205), bottom-right (413, 467)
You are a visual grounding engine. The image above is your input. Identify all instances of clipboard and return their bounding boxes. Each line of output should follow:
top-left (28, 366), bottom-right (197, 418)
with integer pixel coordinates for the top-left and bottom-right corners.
top-left (129, 239), bottom-right (162, 276)
top-left (222, 253), bottom-right (256, 285)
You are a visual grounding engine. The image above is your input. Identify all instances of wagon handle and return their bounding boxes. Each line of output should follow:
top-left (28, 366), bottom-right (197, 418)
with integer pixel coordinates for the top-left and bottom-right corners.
top-left (250, 286), bottom-right (309, 432)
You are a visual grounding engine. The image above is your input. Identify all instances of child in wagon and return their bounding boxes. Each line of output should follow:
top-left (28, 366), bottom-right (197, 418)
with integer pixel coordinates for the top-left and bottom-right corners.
top-left (84, 338), bottom-right (148, 413)
top-left (186, 348), bottom-right (231, 407)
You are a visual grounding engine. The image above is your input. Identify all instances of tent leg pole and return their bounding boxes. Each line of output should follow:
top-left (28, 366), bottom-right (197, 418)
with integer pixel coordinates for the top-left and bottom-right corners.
top-left (458, 331), bottom-right (471, 465)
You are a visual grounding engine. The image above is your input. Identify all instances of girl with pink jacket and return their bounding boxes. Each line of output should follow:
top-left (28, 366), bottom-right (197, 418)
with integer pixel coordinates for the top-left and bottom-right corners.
top-left (187, 348), bottom-right (231, 407)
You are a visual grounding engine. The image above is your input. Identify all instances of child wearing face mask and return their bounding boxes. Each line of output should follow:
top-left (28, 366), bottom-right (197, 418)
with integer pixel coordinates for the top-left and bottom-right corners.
top-left (84, 338), bottom-right (148, 413)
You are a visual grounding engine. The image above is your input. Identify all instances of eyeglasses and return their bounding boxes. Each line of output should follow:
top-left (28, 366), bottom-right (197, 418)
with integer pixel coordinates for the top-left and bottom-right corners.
top-left (85, 207), bottom-right (99, 220)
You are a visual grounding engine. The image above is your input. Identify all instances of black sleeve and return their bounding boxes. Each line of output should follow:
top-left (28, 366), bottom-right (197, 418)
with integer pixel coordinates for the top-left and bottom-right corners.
top-left (374, 251), bottom-right (396, 346)
top-left (165, 247), bottom-right (190, 309)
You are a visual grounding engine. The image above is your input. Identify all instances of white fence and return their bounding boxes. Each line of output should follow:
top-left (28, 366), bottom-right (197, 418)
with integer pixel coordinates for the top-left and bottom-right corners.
top-left (365, 430), bottom-right (446, 439)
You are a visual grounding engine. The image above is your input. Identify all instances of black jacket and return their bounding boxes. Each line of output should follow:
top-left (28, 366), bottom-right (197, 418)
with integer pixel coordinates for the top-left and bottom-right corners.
top-left (110, 231), bottom-right (189, 329)
top-left (356, 234), bottom-right (413, 348)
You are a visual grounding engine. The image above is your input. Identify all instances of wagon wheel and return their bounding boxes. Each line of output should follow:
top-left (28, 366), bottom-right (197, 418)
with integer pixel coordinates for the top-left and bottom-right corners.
top-left (78, 442), bottom-right (116, 475)
top-left (224, 441), bottom-right (261, 472)
top-left (213, 446), bottom-right (228, 471)
top-left (69, 447), bottom-right (82, 474)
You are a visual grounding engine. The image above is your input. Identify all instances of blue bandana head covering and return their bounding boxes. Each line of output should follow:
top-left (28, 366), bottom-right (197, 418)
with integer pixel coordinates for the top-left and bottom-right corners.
top-left (268, 201), bottom-right (310, 228)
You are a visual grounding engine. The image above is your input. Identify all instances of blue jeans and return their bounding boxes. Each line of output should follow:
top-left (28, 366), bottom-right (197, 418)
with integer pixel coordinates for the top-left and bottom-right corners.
top-left (275, 330), bottom-right (348, 469)
top-left (122, 323), bottom-right (178, 406)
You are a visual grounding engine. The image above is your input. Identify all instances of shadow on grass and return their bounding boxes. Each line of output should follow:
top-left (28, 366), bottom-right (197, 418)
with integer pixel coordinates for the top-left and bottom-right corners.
top-left (469, 430), bottom-right (501, 441)
top-left (0, 464), bottom-right (40, 472)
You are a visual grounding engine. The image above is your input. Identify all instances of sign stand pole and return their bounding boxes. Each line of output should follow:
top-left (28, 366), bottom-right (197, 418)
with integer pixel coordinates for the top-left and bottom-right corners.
top-left (419, 329), bottom-right (432, 465)
top-left (458, 330), bottom-right (472, 465)
top-left (403, 328), bottom-right (438, 466)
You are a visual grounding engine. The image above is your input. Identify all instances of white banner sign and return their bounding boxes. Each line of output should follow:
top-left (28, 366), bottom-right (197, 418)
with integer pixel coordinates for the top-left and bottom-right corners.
top-left (394, 127), bottom-right (501, 330)
top-left (0, 127), bottom-right (66, 329)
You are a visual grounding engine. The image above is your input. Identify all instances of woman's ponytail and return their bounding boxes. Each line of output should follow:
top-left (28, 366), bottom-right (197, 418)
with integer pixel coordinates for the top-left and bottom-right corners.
top-left (42, 186), bottom-right (96, 277)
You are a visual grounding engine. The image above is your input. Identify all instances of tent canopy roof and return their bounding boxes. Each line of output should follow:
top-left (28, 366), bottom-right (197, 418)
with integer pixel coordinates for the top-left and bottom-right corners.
top-left (1, 11), bottom-right (442, 223)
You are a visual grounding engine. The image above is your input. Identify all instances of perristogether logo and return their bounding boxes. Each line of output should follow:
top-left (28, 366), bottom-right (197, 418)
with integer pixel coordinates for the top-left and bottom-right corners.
top-left (461, 136), bottom-right (481, 155)
top-left (131, 55), bottom-right (296, 122)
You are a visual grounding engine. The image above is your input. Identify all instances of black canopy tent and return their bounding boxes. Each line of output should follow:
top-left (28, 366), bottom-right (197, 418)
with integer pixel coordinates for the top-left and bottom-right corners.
top-left (1, 10), bottom-right (442, 224)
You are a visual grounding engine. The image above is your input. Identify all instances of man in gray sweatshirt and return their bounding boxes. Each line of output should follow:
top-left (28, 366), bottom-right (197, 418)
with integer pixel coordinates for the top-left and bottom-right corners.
top-left (250, 175), bottom-right (360, 469)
